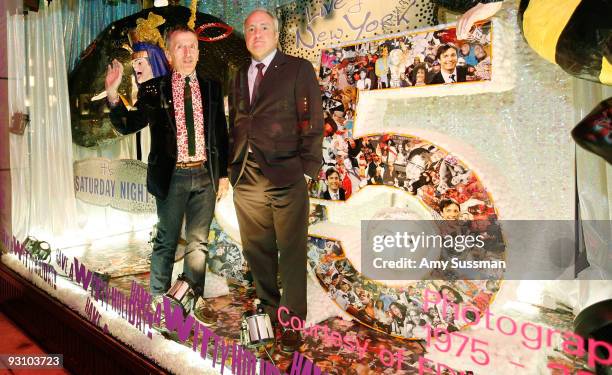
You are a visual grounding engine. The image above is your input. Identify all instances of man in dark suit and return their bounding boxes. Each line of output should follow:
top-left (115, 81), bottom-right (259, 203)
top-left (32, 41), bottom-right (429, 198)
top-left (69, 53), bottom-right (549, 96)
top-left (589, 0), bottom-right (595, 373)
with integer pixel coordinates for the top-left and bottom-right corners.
top-left (430, 44), bottom-right (468, 84)
top-left (322, 168), bottom-right (346, 200)
top-left (228, 9), bottom-right (323, 352)
top-left (367, 153), bottom-right (385, 185)
top-left (105, 25), bottom-right (228, 324)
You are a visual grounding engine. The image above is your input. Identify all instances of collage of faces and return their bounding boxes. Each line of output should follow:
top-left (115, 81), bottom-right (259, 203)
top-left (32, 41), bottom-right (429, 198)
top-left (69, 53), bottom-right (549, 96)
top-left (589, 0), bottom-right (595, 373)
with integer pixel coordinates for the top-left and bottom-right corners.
top-left (313, 22), bottom-right (494, 210)
top-left (319, 21), bottom-right (492, 98)
top-left (311, 132), bottom-right (499, 225)
top-left (308, 237), bottom-right (501, 340)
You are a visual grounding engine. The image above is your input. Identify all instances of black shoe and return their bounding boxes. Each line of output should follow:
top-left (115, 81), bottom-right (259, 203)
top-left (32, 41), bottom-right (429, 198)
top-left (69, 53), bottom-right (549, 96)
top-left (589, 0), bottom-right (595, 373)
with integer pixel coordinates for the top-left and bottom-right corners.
top-left (280, 328), bottom-right (301, 353)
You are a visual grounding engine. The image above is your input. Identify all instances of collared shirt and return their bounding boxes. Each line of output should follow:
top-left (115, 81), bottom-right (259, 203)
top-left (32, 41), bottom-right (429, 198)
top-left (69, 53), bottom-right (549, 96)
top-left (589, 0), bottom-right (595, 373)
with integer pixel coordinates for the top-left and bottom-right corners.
top-left (171, 70), bottom-right (206, 163)
top-left (329, 189), bottom-right (340, 200)
top-left (441, 69), bottom-right (458, 83)
top-left (247, 49), bottom-right (277, 102)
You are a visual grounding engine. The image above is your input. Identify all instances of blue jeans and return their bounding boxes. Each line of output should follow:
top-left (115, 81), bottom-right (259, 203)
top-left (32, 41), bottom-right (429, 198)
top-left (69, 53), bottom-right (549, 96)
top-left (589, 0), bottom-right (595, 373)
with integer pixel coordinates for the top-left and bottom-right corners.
top-left (150, 164), bottom-right (215, 297)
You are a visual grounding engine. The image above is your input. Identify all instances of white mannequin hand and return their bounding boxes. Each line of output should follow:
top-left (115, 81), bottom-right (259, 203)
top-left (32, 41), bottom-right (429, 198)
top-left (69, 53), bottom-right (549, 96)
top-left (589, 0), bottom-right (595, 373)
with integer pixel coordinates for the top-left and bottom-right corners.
top-left (456, 2), bottom-right (503, 40)
top-left (216, 178), bottom-right (229, 201)
top-left (105, 59), bottom-right (124, 103)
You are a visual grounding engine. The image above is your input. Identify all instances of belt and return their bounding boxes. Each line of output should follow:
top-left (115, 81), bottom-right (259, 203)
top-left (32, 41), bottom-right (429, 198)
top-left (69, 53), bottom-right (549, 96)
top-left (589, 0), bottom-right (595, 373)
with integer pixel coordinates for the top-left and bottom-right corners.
top-left (176, 160), bottom-right (204, 169)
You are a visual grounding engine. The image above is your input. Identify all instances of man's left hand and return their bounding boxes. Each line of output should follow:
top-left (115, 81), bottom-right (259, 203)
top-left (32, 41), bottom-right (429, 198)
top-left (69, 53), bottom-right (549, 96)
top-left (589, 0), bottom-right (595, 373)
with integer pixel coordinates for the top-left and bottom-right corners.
top-left (216, 178), bottom-right (229, 201)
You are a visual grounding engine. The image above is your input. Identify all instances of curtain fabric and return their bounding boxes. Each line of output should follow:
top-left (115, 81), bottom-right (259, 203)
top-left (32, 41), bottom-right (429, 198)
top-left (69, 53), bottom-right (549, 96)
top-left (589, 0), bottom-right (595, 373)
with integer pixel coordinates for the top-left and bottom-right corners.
top-left (8, 9), bottom-right (28, 241)
top-left (9, 0), bottom-right (79, 244)
top-left (62, 0), bottom-right (142, 72)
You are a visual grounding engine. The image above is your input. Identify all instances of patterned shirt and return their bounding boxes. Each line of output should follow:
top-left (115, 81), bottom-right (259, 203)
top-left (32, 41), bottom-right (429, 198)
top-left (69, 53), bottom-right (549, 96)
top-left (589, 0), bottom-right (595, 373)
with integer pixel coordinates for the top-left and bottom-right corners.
top-left (171, 70), bottom-right (206, 163)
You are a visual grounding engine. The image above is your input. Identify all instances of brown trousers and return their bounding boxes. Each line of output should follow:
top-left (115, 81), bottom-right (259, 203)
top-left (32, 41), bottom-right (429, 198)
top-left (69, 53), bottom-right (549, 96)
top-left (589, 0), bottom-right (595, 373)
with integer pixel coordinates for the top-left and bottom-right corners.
top-left (233, 156), bottom-right (309, 320)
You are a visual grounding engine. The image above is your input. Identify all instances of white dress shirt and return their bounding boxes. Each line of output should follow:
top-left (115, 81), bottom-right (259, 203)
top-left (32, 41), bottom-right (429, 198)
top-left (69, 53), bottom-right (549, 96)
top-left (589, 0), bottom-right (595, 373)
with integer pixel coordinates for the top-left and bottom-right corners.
top-left (441, 69), bottom-right (458, 83)
top-left (328, 189), bottom-right (340, 200)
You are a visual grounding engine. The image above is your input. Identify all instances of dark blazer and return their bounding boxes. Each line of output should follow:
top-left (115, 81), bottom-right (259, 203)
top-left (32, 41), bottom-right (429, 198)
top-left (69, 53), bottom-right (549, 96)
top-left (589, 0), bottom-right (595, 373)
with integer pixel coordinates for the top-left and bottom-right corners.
top-left (228, 51), bottom-right (324, 187)
top-left (109, 74), bottom-right (229, 200)
top-left (323, 188), bottom-right (346, 201)
top-left (367, 162), bottom-right (385, 185)
top-left (430, 66), bottom-right (468, 84)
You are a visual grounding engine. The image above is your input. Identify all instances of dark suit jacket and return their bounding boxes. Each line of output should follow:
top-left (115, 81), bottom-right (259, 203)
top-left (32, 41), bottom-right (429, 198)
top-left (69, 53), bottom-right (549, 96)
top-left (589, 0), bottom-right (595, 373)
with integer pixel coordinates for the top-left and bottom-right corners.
top-left (228, 51), bottom-right (324, 187)
top-left (323, 188), bottom-right (346, 201)
top-left (367, 162), bottom-right (385, 185)
top-left (430, 66), bottom-right (468, 84)
top-left (109, 74), bottom-right (229, 200)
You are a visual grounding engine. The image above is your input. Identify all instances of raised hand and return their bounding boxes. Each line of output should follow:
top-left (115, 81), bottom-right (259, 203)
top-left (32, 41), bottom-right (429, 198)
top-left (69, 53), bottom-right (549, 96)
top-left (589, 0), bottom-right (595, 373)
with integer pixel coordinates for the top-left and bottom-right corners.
top-left (105, 59), bottom-right (124, 103)
top-left (456, 2), bottom-right (502, 40)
